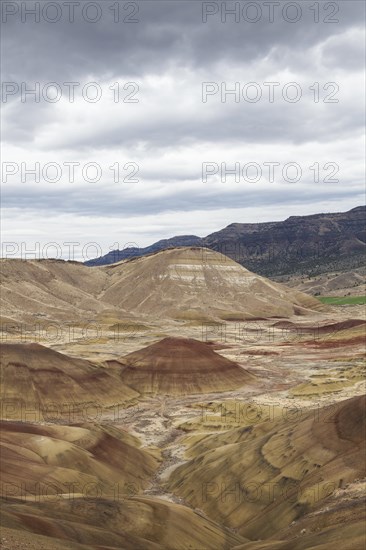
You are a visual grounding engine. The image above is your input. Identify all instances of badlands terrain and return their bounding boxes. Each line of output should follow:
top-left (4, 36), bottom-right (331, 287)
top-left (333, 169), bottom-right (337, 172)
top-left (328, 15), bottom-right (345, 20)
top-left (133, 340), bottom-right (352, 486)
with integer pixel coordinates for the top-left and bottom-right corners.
top-left (0, 247), bottom-right (365, 549)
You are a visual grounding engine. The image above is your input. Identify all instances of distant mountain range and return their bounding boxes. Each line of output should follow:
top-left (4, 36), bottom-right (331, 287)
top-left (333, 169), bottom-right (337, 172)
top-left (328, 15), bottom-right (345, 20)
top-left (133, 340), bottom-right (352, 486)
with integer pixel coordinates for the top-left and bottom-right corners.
top-left (85, 206), bottom-right (366, 277)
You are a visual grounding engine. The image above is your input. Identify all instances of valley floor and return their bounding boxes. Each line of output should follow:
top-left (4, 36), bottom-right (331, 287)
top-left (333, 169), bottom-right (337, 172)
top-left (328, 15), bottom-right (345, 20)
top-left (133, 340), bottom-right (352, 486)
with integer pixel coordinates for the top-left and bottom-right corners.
top-left (1, 304), bottom-right (365, 549)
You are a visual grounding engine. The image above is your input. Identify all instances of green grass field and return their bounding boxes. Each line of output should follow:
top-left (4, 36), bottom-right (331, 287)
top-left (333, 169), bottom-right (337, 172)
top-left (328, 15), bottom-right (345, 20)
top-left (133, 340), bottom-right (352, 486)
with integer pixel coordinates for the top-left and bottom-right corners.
top-left (318, 296), bottom-right (366, 305)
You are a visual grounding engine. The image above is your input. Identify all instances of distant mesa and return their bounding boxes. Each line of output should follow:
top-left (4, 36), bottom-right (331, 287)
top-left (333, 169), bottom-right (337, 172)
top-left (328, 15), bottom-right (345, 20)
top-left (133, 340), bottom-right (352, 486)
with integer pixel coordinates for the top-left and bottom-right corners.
top-left (117, 336), bottom-right (255, 395)
top-left (85, 234), bottom-right (202, 266)
top-left (85, 206), bottom-right (366, 278)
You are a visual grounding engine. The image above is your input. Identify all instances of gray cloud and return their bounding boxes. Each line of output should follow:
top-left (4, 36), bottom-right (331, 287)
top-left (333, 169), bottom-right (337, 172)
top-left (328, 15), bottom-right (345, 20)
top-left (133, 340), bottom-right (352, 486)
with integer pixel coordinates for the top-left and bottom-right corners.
top-left (2, 2), bottom-right (364, 81)
top-left (1, 0), bottom-right (365, 251)
top-left (3, 176), bottom-right (363, 217)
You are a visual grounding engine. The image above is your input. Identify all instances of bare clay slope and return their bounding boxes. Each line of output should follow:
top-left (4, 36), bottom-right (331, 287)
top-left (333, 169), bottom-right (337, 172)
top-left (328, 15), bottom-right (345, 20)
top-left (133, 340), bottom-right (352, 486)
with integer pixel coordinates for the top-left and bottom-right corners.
top-left (167, 394), bottom-right (366, 542)
top-left (101, 248), bottom-right (326, 320)
top-left (0, 422), bottom-right (245, 549)
top-left (0, 343), bottom-right (139, 420)
top-left (1, 248), bottom-right (325, 325)
top-left (0, 258), bottom-right (107, 324)
top-left (0, 421), bottom-right (159, 500)
top-left (0, 496), bottom-right (246, 550)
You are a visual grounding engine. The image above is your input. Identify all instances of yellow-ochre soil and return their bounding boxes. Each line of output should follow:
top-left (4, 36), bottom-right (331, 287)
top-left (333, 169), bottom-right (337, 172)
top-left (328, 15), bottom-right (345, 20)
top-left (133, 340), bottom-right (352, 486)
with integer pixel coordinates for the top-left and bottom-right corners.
top-left (0, 250), bottom-right (365, 549)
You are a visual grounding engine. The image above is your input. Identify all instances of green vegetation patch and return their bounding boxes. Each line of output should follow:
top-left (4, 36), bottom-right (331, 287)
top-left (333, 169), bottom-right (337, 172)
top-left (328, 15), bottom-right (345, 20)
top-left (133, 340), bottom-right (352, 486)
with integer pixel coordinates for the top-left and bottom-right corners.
top-left (318, 296), bottom-right (366, 305)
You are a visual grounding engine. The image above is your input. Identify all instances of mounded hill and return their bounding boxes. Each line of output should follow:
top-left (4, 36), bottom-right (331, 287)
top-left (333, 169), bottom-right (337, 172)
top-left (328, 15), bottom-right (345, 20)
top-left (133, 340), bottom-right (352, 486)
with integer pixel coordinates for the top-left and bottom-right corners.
top-left (100, 248), bottom-right (325, 320)
top-left (116, 337), bottom-right (255, 395)
top-left (0, 495), bottom-right (246, 549)
top-left (0, 422), bottom-right (245, 549)
top-left (232, 490), bottom-right (365, 550)
top-left (1, 248), bottom-right (326, 325)
top-left (0, 343), bottom-right (139, 420)
top-left (0, 258), bottom-right (107, 324)
top-left (0, 421), bottom-right (159, 500)
top-left (167, 394), bottom-right (366, 540)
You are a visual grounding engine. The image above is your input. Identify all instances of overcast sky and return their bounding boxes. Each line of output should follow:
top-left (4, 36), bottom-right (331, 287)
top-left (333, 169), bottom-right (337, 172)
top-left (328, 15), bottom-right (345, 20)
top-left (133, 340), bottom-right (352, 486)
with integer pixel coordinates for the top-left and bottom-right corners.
top-left (1, 0), bottom-right (365, 260)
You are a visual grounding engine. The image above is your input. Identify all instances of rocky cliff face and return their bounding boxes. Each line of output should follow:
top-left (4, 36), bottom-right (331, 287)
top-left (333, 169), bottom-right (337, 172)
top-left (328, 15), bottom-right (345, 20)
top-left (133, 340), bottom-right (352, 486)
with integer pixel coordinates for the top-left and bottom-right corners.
top-left (86, 206), bottom-right (365, 277)
top-left (204, 206), bottom-right (366, 277)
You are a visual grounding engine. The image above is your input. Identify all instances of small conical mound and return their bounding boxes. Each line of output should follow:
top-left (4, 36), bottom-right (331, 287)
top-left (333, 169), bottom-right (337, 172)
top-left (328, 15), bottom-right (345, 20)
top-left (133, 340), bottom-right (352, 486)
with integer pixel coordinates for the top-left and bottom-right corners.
top-left (118, 337), bottom-right (254, 395)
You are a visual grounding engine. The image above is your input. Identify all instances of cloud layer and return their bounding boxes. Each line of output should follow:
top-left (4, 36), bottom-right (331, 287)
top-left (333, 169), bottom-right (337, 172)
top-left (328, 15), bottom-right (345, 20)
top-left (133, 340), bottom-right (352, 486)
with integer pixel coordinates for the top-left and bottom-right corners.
top-left (1, 0), bottom-right (365, 258)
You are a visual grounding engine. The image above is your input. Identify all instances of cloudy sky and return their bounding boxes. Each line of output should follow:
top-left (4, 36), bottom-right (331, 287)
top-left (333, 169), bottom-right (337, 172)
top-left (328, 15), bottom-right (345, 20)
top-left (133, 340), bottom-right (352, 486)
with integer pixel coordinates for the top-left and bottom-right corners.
top-left (1, 0), bottom-right (365, 260)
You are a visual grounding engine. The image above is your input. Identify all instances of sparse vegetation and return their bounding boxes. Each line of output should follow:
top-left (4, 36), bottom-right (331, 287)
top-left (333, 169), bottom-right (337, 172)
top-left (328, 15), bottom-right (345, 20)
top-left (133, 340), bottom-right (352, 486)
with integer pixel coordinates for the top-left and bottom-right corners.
top-left (318, 296), bottom-right (366, 305)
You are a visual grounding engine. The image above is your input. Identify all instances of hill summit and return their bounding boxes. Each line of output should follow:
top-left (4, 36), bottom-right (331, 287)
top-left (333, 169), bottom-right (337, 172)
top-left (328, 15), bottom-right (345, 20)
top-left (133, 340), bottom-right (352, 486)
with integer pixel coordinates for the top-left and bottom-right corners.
top-left (116, 336), bottom-right (254, 395)
top-left (1, 247), bottom-right (325, 324)
top-left (101, 247), bottom-right (325, 320)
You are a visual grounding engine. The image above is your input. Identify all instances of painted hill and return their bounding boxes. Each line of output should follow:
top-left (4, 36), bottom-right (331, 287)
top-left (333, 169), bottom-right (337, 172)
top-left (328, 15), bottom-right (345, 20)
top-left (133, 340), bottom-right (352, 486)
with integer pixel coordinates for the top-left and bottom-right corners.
top-left (0, 248), bottom-right (325, 325)
top-left (100, 248), bottom-right (325, 320)
top-left (0, 495), bottom-right (246, 549)
top-left (116, 337), bottom-right (255, 395)
top-left (0, 421), bottom-right (159, 500)
top-left (0, 257), bottom-right (109, 324)
top-left (0, 343), bottom-right (139, 420)
top-left (167, 394), bottom-right (366, 541)
top-left (0, 421), bottom-right (245, 549)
